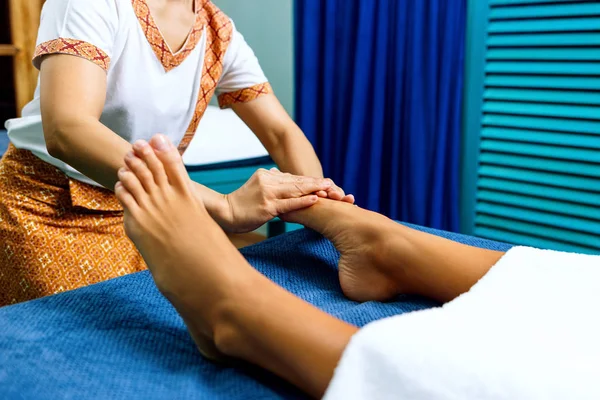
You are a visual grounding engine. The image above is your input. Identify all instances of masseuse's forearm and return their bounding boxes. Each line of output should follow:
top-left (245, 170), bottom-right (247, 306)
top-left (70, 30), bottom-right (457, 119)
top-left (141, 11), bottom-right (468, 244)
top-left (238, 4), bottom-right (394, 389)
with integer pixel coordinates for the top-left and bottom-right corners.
top-left (216, 274), bottom-right (358, 398)
top-left (269, 132), bottom-right (324, 178)
top-left (231, 96), bottom-right (324, 178)
top-left (45, 117), bottom-right (131, 190)
top-left (47, 119), bottom-right (231, 223)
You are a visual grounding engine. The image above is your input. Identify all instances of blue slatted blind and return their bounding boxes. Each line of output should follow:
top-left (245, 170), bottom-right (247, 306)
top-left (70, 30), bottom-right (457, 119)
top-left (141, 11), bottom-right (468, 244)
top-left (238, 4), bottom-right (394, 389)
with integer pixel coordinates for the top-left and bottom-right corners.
top-left (474, 0), bottom-right (600, 254)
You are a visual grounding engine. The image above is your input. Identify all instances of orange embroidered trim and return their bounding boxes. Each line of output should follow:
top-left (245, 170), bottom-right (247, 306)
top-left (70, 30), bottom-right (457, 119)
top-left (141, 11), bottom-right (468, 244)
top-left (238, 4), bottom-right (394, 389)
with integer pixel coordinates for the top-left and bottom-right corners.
top-left (33, 39), bottom-right (111, 71)
top-left (177, 2), bottom-right (233, 154)
top-left (131, 0), bottom-right (206, 72)
top-left (218, 83), bottom-right (273, 109)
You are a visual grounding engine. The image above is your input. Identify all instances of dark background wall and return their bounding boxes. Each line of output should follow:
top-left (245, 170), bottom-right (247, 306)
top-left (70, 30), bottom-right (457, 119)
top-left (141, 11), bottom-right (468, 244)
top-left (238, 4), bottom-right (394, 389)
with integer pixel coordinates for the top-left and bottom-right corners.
top-left (0, 2), bottom-right (16, 123)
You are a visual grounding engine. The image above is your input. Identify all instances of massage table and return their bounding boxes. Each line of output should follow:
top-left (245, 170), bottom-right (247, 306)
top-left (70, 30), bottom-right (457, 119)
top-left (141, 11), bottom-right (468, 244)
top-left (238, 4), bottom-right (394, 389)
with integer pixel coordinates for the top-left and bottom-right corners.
top-left (0, 226), bottom-right (512, 399)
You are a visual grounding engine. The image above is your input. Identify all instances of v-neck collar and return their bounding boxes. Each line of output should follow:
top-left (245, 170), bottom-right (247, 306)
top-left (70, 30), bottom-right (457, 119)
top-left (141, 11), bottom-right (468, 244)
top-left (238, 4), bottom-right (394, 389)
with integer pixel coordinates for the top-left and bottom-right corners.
top-left (131, 0), bottom-right (209, 72)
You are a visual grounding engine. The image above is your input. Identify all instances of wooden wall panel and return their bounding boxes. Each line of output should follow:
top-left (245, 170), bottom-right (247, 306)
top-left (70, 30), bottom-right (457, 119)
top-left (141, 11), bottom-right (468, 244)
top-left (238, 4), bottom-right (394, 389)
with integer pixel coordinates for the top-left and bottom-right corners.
top-left (8, 0), bottom-right (43, 116)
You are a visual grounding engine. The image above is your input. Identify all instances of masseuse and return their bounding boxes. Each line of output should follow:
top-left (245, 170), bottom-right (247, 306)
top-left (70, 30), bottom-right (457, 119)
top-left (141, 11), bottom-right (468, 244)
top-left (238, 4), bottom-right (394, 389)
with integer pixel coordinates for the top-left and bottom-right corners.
top-left (0, 0), bottom-right (351, 306)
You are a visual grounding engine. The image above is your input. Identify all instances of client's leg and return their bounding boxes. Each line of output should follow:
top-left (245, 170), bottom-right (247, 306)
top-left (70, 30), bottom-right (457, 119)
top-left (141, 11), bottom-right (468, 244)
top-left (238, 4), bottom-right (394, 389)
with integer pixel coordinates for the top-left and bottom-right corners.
top-left (115, 135), bottom-right (357, 398)
top-left (284, 201), bottom-right (505, 303)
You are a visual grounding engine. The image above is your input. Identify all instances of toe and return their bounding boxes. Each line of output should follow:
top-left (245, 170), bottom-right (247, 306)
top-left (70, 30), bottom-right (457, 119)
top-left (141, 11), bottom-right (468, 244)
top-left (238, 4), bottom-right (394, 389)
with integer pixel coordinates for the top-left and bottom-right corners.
top-left (148, 134), bottom-right (190, 191)
top-left (118, 167), bottom-right (148, 206)
top-left (132, 140), bottom-right (168, 187)
top-left (114, 181), bottom-right (138, 210)
top-left (124, 151), bottom-right (158, 193)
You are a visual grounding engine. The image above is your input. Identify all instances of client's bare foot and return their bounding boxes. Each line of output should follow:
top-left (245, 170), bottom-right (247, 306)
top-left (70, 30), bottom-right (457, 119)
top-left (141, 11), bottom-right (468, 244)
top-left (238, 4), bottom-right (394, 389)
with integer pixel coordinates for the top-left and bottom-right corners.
top-left (284, 200), bottom-right (409, 302)
top-left (116, 135), bottom-right (254, 362)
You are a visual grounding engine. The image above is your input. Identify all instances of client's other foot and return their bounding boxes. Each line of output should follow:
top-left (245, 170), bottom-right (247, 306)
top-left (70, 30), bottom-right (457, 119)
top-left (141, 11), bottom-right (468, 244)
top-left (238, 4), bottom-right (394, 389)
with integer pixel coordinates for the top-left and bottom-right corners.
top-left (284, 200), bottom-right (408, 302)
top-left (116, 137), bottom-right (362, 398)
top-left (116, 135), bottom-right (253, 362)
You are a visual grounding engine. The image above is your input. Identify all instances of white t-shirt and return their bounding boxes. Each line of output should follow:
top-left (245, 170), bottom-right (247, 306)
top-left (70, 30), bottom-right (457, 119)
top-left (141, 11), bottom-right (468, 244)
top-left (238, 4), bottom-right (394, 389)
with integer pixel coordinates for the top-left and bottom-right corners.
top-left (5, 0), bottom-right (272, 187)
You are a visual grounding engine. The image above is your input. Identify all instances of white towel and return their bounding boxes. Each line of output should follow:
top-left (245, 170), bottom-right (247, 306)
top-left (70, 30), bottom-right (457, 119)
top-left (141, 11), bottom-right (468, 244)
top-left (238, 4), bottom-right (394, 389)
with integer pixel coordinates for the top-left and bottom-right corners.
top-left (324, 247), bottom-right (600, 400)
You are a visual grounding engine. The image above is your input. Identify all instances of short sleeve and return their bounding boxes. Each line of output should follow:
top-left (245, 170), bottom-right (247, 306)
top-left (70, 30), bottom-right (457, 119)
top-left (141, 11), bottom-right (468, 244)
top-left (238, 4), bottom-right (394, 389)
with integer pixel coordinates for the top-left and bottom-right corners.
top-left (216, 22), bottom-right (273, 109)
top-left (32, 0), bottom-right (118, 72)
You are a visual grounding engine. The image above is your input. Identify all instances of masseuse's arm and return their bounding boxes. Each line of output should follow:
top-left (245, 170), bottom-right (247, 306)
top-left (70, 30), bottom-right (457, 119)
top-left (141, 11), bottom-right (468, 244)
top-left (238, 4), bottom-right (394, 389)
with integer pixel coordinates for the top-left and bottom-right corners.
top-left (232, 95), bottom-right (353, 203)
top-left (232, 95), bottom-right (322, 177)
top-left (39, 55), bottom-right (229, 217)
top-left (41, 54), bottom-right (128, 189)
top-left (40, 55), bottom-right (332, 232)
top-left (215, 23), bottom-right (352, 202)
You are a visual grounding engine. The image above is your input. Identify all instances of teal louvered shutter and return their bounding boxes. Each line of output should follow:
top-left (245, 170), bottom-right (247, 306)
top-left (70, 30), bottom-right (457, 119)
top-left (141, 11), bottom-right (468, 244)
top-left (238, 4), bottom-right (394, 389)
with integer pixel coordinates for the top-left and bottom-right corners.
top-left (464, 0), bottom-right (600, 255)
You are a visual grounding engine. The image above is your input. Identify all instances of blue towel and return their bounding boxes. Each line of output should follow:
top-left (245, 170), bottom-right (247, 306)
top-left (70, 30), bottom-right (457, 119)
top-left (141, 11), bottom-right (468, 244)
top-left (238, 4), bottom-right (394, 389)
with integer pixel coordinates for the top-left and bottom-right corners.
top-left (0, 227), bottom-right (511, 399)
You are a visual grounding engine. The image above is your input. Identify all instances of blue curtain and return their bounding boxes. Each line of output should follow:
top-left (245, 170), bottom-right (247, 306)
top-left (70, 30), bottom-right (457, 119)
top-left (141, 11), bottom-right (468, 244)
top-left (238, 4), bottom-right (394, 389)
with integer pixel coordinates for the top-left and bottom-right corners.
top-left (295, 0), bottom-right (465, 231)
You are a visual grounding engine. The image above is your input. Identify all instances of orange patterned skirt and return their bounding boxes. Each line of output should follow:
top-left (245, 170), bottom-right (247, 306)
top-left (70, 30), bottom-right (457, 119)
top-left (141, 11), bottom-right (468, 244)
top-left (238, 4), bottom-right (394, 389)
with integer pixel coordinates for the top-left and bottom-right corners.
top-left (0, 144), bottom-right (146, 306)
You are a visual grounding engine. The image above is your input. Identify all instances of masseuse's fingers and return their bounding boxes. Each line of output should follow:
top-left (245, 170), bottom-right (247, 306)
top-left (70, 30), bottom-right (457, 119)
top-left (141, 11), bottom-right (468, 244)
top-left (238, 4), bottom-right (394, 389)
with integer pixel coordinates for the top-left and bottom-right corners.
top-left (114, 181), bottom-right (137, 210)
top-left (133, 140), bottom-right (168, 187)
top-left (124, 151), bottom-right (156, 193)
top-left (148, 135), bottom-right (189, 189)
top-left (318, 190), bottom-right (354, 203)
top-left (118, 167), bottom-right (147, 206)
top-left (275, 195), bottom-right (319, 215)
top-left (322, 181), bottom-right (355, 204)
top-left (268, 168), bottom-right (342, 201)
top-left (271, 174), bottom-right (332, 199)
top-left (323, 180), bottom-right (345, 201)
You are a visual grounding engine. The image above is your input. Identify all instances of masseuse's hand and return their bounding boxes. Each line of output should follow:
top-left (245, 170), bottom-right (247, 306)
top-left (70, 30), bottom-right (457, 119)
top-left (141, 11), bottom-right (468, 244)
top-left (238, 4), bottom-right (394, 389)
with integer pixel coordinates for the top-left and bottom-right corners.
top-left (270, 168), bottom-right (355, 204)
top-left (221, 168), bottom-right (334, 233)
top-left (315, 180), bottom-right (355, 204)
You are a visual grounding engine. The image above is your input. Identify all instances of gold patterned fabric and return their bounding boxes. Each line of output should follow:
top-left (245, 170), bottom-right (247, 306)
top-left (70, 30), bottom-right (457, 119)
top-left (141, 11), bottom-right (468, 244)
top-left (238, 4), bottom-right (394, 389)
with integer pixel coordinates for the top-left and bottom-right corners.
top-left (177, 1), bottom-right (233, 154)
top-left (131, 0), bottom-right (205, 72)
top-left (33, 38), bottom-right (111, 71)
top-left (218, 83), bottom-right (273, 109)
top-left (0, 145), bottom-right (146, 307)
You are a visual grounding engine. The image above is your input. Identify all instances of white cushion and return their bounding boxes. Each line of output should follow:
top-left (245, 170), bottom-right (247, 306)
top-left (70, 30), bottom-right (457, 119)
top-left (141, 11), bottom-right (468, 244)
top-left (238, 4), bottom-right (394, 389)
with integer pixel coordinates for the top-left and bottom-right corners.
top-left (182, 106), bottom-right (268, 167)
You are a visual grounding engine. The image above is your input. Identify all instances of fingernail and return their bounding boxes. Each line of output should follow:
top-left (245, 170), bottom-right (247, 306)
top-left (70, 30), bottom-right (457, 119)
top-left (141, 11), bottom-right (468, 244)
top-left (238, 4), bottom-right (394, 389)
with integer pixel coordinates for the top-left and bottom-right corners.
top-left (133, 140), bottom-right (148, 150)
top-left (323, 180), bottom-right (332, 187)
top-left (153, 135), bottom-right (170, 151)
top-left (309, 195), bottom-right (318, 202)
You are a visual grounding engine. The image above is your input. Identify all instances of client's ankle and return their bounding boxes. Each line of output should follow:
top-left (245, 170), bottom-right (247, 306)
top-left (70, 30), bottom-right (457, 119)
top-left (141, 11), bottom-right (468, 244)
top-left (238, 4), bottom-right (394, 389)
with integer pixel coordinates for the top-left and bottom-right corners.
top-left (211, 273), bottom-right (282, 361)
top-left (210, 278), bottom-right (260, 359)
top-left (356, 214), bottom-right (415, 295)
